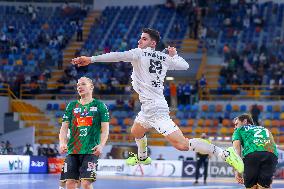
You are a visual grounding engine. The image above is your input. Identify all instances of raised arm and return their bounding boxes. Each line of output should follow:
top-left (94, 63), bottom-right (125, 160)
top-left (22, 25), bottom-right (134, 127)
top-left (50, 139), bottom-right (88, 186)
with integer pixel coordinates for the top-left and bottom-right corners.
top-left (72, 49), bottom-right (140, 67)
top-left (168, 55), bottom-right (189, 70)
top-left (166, 46), bottom-right (189, 70)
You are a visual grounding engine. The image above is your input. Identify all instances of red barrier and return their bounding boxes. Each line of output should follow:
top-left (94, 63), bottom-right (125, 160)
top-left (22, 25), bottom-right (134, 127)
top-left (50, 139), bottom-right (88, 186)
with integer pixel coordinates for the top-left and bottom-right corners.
top-left (48, 157), bottom-right (65, 174)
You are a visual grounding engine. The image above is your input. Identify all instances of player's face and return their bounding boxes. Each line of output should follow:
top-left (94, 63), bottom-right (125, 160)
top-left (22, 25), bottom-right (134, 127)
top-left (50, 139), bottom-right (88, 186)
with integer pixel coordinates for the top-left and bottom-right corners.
top-left (77, 78), bottom-right (93, 96)
top-left (233, 118), bottom-right (246, 128)
top-left (138, 33), bottom-right (156, 49)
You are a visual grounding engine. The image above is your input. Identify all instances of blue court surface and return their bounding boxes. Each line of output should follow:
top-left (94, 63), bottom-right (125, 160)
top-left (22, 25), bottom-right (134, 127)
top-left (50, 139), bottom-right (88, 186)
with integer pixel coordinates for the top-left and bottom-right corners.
top-left (0, 174), bottom-right (283, 189)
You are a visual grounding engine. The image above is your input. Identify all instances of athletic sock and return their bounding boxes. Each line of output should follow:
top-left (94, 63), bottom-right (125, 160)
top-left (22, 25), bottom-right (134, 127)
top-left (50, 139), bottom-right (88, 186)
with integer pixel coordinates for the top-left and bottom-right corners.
top-left (135, 135), bottom-right (148, 160)
top-left (188, 138), bottom-right (224, 158)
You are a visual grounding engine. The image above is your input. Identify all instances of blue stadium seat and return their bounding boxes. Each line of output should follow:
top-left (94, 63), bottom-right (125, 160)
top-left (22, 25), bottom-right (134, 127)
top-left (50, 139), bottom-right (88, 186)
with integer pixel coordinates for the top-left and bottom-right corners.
top-left (53, 104), bottom-right (59, 111)
top-left (240, 105), bottom-right (247, 112)
top-left (225, 104), bottom-right (232, 112)
top-left (46, 103), bottom-right (52, 111)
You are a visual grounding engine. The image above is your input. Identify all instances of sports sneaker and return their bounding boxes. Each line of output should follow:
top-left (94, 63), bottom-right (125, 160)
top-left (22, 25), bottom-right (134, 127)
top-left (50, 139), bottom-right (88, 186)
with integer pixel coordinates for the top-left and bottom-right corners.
top-left (126, 153), bottom-right (152, 166)
top-left (224, 147), bottom-right (244, 173)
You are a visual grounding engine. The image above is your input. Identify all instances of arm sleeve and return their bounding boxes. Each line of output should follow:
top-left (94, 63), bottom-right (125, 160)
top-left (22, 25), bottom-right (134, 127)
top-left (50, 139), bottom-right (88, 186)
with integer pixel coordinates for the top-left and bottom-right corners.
top-left (62, 102), bottom-right (73, 123)
top-left (168, 55), bottom-right (189, 70)
top-left (99, 103), bottom-right (110, 122)
top-left (232, 128), bottom-right (242, 142)
top-left (91, 48), bottom-right (140, 63)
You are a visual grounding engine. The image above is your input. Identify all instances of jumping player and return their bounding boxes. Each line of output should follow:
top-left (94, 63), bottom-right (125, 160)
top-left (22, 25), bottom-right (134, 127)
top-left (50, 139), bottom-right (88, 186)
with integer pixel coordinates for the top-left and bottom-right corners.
top-left (71, 28), bottom-right (244, 173)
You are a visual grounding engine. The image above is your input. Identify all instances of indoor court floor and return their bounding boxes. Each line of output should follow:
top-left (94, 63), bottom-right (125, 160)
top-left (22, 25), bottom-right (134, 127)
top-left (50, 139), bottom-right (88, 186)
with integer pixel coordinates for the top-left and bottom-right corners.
top-left (0, 174), bottom-right (283, 189)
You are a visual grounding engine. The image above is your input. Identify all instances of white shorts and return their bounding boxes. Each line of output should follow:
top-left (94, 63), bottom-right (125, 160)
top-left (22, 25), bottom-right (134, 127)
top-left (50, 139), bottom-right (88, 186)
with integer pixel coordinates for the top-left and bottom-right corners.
top-left (134, 100), bottom-right (179, 136)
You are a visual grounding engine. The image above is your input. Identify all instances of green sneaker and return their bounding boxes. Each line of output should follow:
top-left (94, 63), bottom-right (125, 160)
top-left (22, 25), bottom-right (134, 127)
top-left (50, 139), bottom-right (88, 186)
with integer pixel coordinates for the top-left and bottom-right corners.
top-left (126, 153), bottom-right (152, 166)
top-left (224, 147), bottom-right (244, 173)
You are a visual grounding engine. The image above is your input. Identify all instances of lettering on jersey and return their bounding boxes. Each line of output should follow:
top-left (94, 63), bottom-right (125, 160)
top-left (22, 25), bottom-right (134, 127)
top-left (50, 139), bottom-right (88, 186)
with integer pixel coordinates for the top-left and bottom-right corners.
top-left (63, 114), bottom-right (68, 119)
top-left (90, 107), bottom-right (97, 112)
top-left (74, 108), bottom-right (81, 114)
top-left (253, 138), bottom-right (271, 146)
top-left (81, 108), bottom-right (89, 116)
top-left (243, 125), bottom-right (263, 131)
top-left (143, 52), bottom-right (166, 61)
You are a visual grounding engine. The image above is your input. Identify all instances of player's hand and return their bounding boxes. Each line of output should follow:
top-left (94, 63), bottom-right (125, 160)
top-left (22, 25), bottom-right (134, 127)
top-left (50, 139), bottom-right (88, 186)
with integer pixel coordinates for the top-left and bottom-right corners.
top-left (235, 172), bottom-right (244, 184)
top-left (92, 144), bottom-right (104, 156)
top-left (167, 46), bottom-right (177, 57)
top-left (71, 56), bottom-right (91, 67)
top-left (59, 143), bottom-right (68, 154)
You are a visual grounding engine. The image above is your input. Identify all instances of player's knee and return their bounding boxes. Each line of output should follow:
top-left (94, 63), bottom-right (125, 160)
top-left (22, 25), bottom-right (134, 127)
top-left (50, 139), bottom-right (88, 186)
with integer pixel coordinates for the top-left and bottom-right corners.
top-left (80, 179), bottom-right (92, 189)
top-left (172, 140), bottom-right (189, 151)
top-left (66, 180), bottom-right (77, 188)
top-left (130, 124), bottom-right (146, 138)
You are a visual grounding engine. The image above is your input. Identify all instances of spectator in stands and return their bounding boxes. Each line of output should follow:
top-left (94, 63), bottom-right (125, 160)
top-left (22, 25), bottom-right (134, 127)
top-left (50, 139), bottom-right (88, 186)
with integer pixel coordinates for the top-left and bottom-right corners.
top-left (0, 141), bottom-right (6, 155)
top-left (199, 74), bottom-right (207, 91)
top-left (37, 143), bottom-right (45, 156)
top-left (76, 20), bottom-right (83, 42)
top-left (164, 0), bottom-right (176, 9)
top-left (177, 83), bottom-right (184, 105)
top-left (53, 144), bottom-right (59, 157)
top-left (6, 141), bottom-right (14, 155)
top-left (46, 144), bottom-right (55, 157)
top-left (170, 82), bottom-right (177, 107)
top-left (250, 104), bottom-right (260, 125)
top-left (23, 143), bottom-right (34, 156)
top-left (183, 83), bottom-right (192, 105)
top-left (119, 38), bottom-right (128, 51)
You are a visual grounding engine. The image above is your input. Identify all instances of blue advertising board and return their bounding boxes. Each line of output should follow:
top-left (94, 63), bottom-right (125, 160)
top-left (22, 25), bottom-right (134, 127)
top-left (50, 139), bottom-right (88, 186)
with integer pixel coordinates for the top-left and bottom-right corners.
top-left (29, 156), bottom-right (48, 173)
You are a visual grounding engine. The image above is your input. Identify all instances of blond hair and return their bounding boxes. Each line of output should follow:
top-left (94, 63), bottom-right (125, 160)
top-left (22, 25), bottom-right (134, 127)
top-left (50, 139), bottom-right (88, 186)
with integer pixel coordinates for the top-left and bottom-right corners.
top-left (78, 76), bottom-right (94, 86)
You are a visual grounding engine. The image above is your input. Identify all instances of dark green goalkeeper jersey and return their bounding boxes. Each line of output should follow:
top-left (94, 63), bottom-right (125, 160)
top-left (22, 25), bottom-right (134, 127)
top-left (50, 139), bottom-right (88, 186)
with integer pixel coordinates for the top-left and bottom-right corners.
top-left (232, 125), bottom-right (278, 157)
top-left (62, 99), bottom-right (110, 154)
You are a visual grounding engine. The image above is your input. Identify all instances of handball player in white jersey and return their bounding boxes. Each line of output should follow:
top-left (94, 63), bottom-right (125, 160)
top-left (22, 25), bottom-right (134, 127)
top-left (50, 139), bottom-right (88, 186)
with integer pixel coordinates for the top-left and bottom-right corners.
top-left (71, 28), bottom-right (244, 173)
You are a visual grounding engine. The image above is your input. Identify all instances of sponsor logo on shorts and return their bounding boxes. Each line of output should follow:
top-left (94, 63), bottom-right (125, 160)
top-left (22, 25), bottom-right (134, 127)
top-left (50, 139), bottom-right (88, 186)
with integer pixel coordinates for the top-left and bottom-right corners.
top-left (87, 162), bottom-right (97, 172)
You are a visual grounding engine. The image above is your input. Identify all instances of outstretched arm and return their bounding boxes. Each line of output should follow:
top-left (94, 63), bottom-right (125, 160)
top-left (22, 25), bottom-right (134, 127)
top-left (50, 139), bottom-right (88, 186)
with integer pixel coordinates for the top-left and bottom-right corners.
top-left (72, 49), bottom-right (139, 67)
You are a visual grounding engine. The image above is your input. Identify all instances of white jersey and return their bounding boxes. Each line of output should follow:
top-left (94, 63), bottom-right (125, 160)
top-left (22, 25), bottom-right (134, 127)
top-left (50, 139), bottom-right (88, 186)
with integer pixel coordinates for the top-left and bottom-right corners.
top-left (92, 47), bottom-right (189, 103)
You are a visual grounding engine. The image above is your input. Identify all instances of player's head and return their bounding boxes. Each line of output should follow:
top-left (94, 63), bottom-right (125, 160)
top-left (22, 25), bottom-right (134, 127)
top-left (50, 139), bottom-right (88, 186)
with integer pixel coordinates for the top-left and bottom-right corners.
top-left (77, 76), bottom-right (94, 97)
top-left (138, 28), bottom-right (160, 49)
top-left (233, 113), bottom-right (254, 128)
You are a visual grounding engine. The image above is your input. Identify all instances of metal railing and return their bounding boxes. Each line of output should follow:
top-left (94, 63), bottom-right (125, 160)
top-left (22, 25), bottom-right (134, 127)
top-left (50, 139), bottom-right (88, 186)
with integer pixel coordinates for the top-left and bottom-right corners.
top-left (199, 85), bottom-right (284, 101)
top-left (20, 83), bottom-right (132, 100)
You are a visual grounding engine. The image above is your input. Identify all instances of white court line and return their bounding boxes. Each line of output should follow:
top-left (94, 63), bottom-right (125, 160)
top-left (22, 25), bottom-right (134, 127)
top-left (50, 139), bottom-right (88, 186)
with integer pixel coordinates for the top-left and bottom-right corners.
top-left (146, 186), bottom-right (242, 189)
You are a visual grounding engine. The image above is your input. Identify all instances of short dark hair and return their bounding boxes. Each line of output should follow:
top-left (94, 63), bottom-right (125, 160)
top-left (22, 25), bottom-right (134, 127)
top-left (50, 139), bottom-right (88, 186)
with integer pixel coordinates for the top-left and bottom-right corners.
top-left (236, 113), bottom-right (254, 125)
top-left (142, 28), bottom-right (160, 44)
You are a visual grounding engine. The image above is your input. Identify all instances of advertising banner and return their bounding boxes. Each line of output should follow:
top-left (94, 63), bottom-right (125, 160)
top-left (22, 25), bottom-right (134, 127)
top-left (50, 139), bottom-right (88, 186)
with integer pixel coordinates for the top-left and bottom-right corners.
top-left (29, 156), bottom-right (48, 174)
top-left (209, 161), bottom-right (234, 177)
top-left (182, 161), bottom-right (197, 177)
top-left (97, 159), bottom-right (125, 176)
top-left (97, 159), bottom-right (183, 177)
top-left (0, 155), bottom-right (30, 173)
top-left (48, 157), bottom-right (65, 174)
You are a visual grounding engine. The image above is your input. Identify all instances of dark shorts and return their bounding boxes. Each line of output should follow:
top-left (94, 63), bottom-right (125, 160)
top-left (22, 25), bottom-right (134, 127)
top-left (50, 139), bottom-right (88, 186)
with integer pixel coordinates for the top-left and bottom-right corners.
top-left (63, 154), bottom-right (99, 182)
top-left (243, 151), bottom-right (278, 188)
top-left (60, 165), bottom-right (66, 181)
top-left (60, 159), bottom-right (67, 182)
